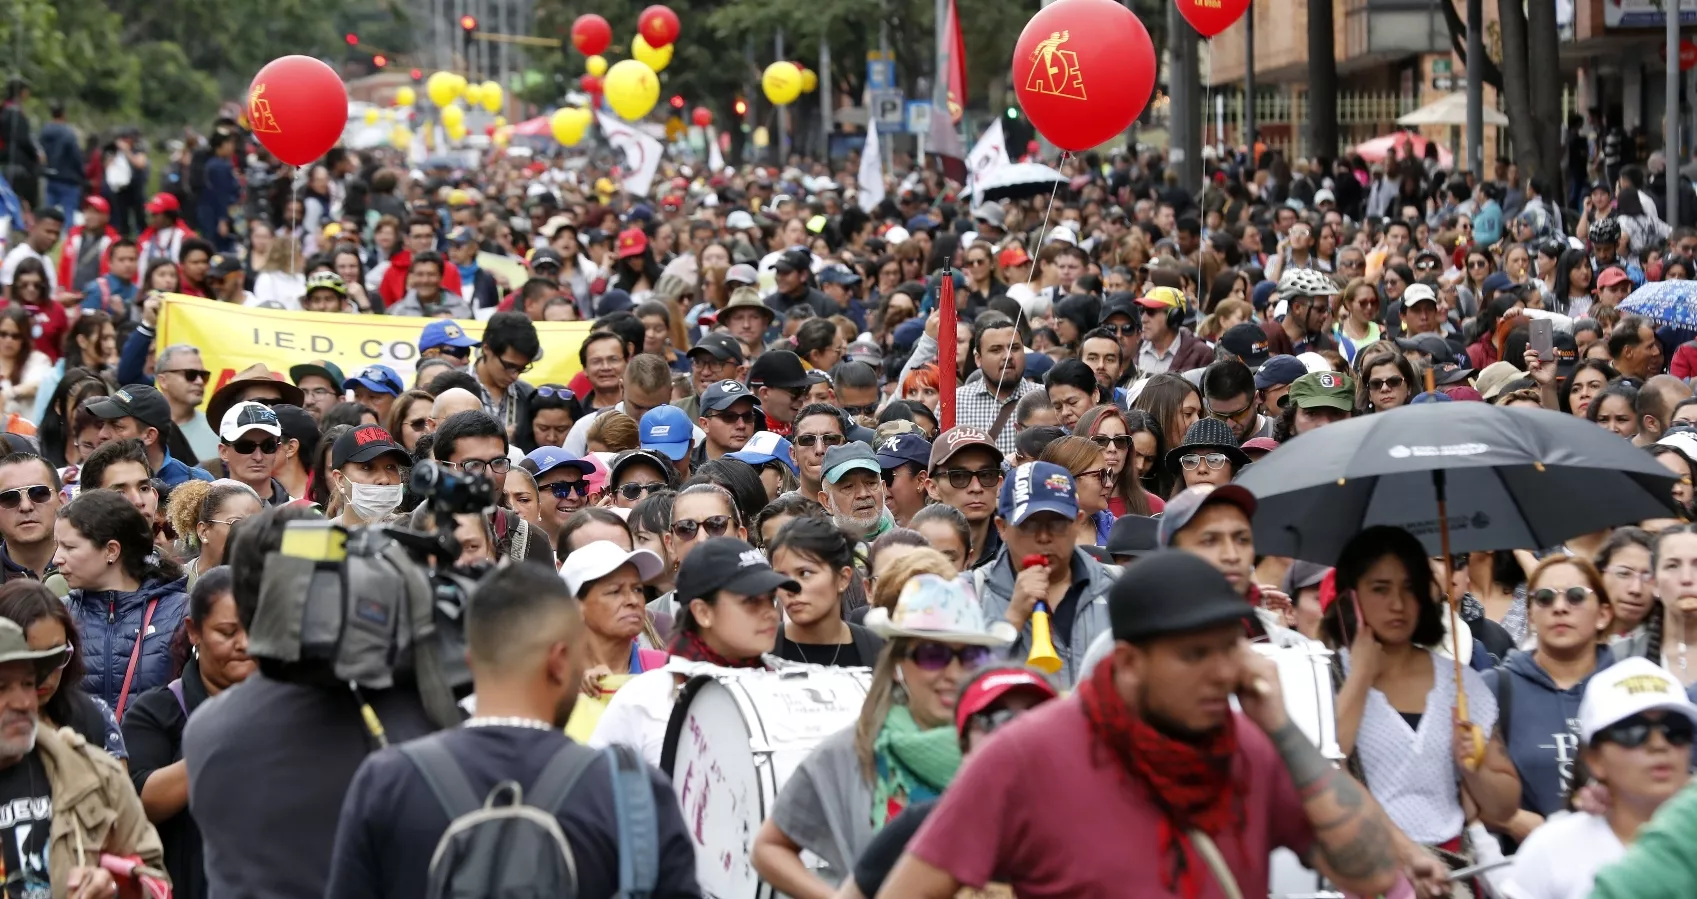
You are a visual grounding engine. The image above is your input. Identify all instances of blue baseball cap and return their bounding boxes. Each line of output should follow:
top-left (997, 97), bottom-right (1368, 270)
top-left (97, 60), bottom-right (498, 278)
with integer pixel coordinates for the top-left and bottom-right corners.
top-left (997, 461), bottom-right (1079, 526)
top-left (521, 446), bottom-right (597, 479)
top-left (343, 364), bottom-right (404, 396)
top-left (875, 432), bottom-right (931, 470)
top-left (640, 405), bottom-right (694, 461)
top-left (728, 431), bottom-right (797, 474)
top-left (822, 442), bottom-right (881, 484)
top-left (420, 320), bottom-right (481, 351)
top-left (1253, 355), bottom-right (1307, 390)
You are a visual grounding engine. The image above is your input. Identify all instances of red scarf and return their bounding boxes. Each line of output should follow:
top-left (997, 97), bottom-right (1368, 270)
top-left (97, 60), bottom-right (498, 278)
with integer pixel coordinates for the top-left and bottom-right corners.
top-left (668, 631), bottom-right (764, 669)
top-left (1079, 658), bottom-right (1243, 899)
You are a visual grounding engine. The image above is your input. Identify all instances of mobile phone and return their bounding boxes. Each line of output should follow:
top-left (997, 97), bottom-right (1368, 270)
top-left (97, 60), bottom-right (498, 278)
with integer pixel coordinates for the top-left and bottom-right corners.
top-left (1530, 318), bottom-right (1554, 362)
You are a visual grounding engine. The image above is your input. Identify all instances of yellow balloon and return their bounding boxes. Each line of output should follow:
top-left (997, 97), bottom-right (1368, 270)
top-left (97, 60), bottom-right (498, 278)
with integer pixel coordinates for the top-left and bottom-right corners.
top-left (494, 115), bottom-right (508, 128)
top-left (603, 59), bottom-right (660, 121)
top-left (493, 132), bottom-right (509, 149)
top-left (427, 72), bottom-right (460, 108)
top-left (550, 107), bottom-right (591, 146)
top-left (632, 35), bottom-right (673, 73)
top-left (449, 72), bottom-right (468, 94)
top-left (441, 103), bottom-right (465, 129)
top-left (446, 122), bottom-right (467, 142)
top-left (463, 84), bottom-right (484, 108)
top-left (391, 126), bottom-right (412, 149)
top-left (480, 81), bottom-right (503, 113)
top-left (763, 62), bottom-right (802, 106)
top-left (801, 68), bottom-right (818, 94)
top-left (586, 55), bottom-right (608, 77)
top-left (752, 126), bottom-right (770, 148)
top-left (363, 108), bottom-right (380, 125)
top-left (395, 85), bottom-right (417, 107)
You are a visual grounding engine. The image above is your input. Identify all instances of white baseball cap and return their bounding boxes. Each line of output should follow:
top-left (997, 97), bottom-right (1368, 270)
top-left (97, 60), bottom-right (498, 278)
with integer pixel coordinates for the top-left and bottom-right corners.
top-left (1045, 227), bottom-right (1078, 246)
top-left (1401, 283), bottom-right (1439, 308)
top-left (1578, 656), bottom-right (1697, 744)
top-left (725, 210), bottom-right (756, 231)
top-left (558, 540), bottom-right (665, 599)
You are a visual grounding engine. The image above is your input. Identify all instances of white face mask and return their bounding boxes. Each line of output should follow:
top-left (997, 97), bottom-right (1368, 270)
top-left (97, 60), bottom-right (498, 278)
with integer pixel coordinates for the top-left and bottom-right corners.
top-left (346, 482), bottom-right (404, 522)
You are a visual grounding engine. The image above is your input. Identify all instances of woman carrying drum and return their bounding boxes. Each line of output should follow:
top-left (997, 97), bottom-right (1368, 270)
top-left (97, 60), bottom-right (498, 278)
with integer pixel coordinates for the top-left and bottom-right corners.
top-left (1323, 526), bottom-right (1521, 871)
top-left (589, 536), bottom-right (795, 767)
top-left (750, 573), bottom-right (1015, 899)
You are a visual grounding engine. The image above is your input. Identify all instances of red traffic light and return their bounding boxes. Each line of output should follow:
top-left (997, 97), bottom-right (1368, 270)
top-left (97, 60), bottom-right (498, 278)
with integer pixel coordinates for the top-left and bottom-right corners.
top-left (733, 98), bottom-right (748, 116)
top-left (669, 94), bottom-right (685, 109)
top-left (345, 33), bottom-right (359, 45)
top-left (372, 54), bottom-right (388, 68)
top-left (410, 68), bottom-right (423, 80)
top-left (459, 14), bottom-right (477, 31)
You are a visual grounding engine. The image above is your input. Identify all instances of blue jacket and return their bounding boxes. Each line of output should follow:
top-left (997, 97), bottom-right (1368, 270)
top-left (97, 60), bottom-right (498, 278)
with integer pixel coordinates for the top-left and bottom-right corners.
top-left (196, 155), bottom-right (239, 238)
top-left (1482, 645), bottom-right (1615, 817)
top-left (158, 451), bottom-right (213, 488)
top-left (38, 121), bottom-right (83, 185)
top-left (67, 576), bottom-right (190, 717)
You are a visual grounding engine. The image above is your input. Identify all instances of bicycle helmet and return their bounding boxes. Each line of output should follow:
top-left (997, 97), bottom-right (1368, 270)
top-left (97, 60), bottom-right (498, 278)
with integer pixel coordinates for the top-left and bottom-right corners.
top-left (1277, 267), bottom-right (1340, 300)
top-left (1589, 216), bottom-right (1621, 246)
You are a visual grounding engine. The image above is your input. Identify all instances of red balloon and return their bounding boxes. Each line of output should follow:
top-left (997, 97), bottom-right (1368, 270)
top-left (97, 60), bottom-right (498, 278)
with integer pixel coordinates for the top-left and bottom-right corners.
top-left (691, 106), bottom-right (712, 128)
top-left (638, 6), bottom-right (680, 49)
top-left (1012, 0), bottom-right (1156, 152)
top-left (1175, 0), bottom-right (1250, 38)
top-left (246, 56), bottom-right (347, 167)
top-left (580, 74), bottom-right (604, 96)
top-left (572, 14), bottom-right (612, 55)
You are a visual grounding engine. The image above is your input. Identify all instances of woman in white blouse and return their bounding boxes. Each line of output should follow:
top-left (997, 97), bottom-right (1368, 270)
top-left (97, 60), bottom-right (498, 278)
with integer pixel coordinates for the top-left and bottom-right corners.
top-left (1324, 526), bottom-right (1522, 860)
top-left (0, 306), bottom-right (52, 418)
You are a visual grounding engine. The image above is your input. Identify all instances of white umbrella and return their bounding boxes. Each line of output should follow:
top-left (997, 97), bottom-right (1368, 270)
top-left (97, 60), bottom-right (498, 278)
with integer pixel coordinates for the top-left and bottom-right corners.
top-left (1396, 92), bottom-right (1509, 128)
top-left (972, 162), bottom-right (1067, 202)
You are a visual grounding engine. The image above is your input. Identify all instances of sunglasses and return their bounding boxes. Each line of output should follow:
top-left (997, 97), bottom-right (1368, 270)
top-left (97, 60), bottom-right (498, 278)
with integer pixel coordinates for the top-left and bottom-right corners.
top-left (226, 437), bottom-right (280, 455)
top-left (968, 706), bottom-right (1025, 738)
top-left (406, 417), bottom-right (435, 434)
top-left (908, 641), bottom-right (993, 671)
top-left (1077, 468), bottom-right (1115, 487)
top-left (794, 433), bottom-right (846, 449)
top-left (1531, 585), bottom-right (1596, 608)
top-left (160, 368), bottom-right (210, 383)
top-left (672, 515), bottom-right (732, 540)
top-left (1594, 713), bottom-right (1696, 749)
top-left (1089, 434), bottom-right (1132, 451)
top-left (546, 480), bottom-right (588, 498)
top-left (712, 410), bottom-right (761, 426)
top-left (938, 467), bottom-right (1002, 489)
top-left (1180, 453), bottom-right (1230, 471)
top-left (535, 385), bottom-right (575, 401)
top-left (1098, 322), bottom-right (1136, 336)
top-left (435, 345), bottom-right (472, 360)
top-left (842, 403), bottom-right (878, 418)
top-left (0, 485), bottom-right (52, 510)
top-left (1368, 375), bottom-right (1406, 392)
top-left (617, 482), bottom-right (666, 501)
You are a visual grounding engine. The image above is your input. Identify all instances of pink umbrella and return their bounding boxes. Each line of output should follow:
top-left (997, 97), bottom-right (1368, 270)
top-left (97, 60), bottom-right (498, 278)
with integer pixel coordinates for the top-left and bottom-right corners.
top-left (511, 115), bottom-right (553, 137)
top-left (1352, 132), bottom-right (1453, 168)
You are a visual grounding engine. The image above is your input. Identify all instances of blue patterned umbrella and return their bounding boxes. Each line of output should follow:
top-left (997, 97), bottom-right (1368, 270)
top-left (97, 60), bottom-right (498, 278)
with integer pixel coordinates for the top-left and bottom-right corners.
top-left (1620, 280), bottom-right (1697, 329)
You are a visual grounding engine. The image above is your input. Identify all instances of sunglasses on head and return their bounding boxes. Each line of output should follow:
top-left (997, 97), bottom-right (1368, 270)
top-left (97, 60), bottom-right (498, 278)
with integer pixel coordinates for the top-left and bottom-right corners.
top-left (546, 480), bottom-right (588, 498)
top-left (794, 433), bottom-right (846, 449)
top-left (227, 437), bottom-right (280, 455)
top-left (617, 482), bottom-right (666, 501)
top-left (1531, 585), bottom-right (1595, 608)
top-left (908, 641), bottom-right (993, 671)
top-left (1594, 713), bottom-right (1696, 749)
top-left (0, 485), bottom-right (53, 510)
top-left (535, 385), bottom-right (575, 401)
top-left (672, 515), bottom-right (732, 540)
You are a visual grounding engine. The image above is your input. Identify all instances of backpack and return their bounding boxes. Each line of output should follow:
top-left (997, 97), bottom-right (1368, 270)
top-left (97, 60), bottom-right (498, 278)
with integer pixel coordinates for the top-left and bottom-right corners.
top-left (401, 737), bottom-right (658, 899)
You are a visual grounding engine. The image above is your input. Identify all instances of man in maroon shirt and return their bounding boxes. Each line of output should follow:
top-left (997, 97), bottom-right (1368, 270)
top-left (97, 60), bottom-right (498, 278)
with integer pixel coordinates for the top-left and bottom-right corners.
top-left (880, 551), bottom-right (1446, 899)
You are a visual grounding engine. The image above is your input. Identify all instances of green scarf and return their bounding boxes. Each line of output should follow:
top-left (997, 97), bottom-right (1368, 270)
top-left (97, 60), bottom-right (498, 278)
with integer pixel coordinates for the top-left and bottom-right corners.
top-left (870, 705), bottom-right (962, 827)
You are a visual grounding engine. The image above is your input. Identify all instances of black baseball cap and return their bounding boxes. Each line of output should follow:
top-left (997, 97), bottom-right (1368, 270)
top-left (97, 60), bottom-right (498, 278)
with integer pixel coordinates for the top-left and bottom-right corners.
top-left (1109, 550), bottom-right (1255, 643)
top-left (676, 537), bottom-right (801, 605)
top-left (746, 351), bottom-right (810, 390)
top-left (1106, 515), bottom-right (1160, 563)
top-left (87, 385), bottom-right (172, 433)
top-left (1218, 323), bottom-right (1271, 370)
top-left (689, 332), bottom-right (746, 364)
top-left (529, 247), bottom-right (565, 271)
top-left (330, 424), bottom-right (411, 469)
top-left (774, 248), bottom-right (812, 274)
top-left (271, 403), bottom-right (320, 459)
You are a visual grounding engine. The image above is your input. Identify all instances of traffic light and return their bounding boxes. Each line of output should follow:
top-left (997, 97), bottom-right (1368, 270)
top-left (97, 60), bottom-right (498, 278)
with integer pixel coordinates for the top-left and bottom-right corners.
top-left (1006, 106), bottom-right (1018, 120)
top-left (460, 15), bottom-right (477, 32)
top-left (410, 68), bottom-right (424, 81)
top-left (372, 54), bottom-right (388, 68)
top-left (345, 33), bottom-right (359, 46)
top-left (734, 98), bottom-right (748, 117)
top-left (669, 95), bottom-right (685, 110)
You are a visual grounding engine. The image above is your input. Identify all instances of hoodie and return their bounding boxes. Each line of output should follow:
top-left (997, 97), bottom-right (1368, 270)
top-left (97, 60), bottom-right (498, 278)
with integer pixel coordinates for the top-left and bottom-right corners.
top-left (67, 575), bottom-right (191, 717)
top-left (1481, 645), bottom-right (1615, 817)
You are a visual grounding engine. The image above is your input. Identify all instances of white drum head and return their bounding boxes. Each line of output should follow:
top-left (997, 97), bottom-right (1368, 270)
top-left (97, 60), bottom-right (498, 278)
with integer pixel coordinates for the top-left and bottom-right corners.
top-left (664, 676), bottom-right (766, 899)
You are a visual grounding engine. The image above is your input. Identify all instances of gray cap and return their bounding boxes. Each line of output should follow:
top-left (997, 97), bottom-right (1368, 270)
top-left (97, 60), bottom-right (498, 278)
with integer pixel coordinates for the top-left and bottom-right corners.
top-left (822, 442), bottom-right (879, 484)
top-left (1282, 560), bottom-right (1332, 596)
top-left (0, 617), bottom-right (68, 666)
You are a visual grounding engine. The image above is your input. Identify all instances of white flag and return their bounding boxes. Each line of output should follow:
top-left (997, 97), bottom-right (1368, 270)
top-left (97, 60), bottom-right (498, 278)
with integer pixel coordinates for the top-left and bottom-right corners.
top-left (967, 120), bottom-right (1012, 206)
top-left (707, 126), bottom-right (725, 175)
top-left (858, 124), bottom-right (885, 213)
top-left (595, 111), bottom-right (663, 198)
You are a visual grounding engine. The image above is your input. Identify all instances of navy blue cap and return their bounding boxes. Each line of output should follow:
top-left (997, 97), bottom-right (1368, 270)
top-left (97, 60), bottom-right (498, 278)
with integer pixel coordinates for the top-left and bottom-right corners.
top-left (1022, 350), bottom-right (1055, 382)
top-left (997, 461), bottom-right (1079, 525)
top-left (818, 265), bottom-right (862, 285)
top-left (700, 379), bottom-right (761, 413)
top-left (344, 364), bottom-right (404, 396)
top-left (1480, 271), bottom-right (1515, 295)
top-left (522, 446), bottom-right (596, 478)
top-left (905, 215), bottom-right (935, 233)
top-left (420, 320), bottom-right (481, 351)
top-left (595, 289), bottom-right (635, 317)
top-left (1253, 355), bottom-right (1307, 390)
top-left (1409, 391), bottom-right (1455, 404)
top-left (875, 432), bottom-right (931, 470)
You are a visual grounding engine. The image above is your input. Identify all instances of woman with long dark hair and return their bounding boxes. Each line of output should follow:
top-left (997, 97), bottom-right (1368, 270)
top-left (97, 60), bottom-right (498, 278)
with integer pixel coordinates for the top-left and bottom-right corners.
top-left (1553, 248), bottom-right (1596, 318)
top-left (1597, 527), bottom-right (1656, 640)
top-left (611, 228), bottom-right (664, 300)
top-left (0, 580), bottom-right (127, 758)
top-left (0, 302), bottom-right (49, 419)
top-left (1073, 405), bottom-right (1160, 517)
top-left (39, 368), bottom-right (110, 469)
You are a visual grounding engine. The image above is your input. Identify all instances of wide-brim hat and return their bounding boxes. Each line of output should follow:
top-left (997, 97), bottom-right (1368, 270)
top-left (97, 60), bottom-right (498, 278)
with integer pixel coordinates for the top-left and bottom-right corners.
top-left (864, 574), bottom-right (1018, 647)
top-left (205, 364), bottom-right (305, 427)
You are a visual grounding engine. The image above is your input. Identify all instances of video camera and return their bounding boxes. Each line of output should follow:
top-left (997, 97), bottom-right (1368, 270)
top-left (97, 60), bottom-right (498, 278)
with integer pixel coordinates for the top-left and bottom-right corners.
top-left (248, 460), bottom-right (495, 732)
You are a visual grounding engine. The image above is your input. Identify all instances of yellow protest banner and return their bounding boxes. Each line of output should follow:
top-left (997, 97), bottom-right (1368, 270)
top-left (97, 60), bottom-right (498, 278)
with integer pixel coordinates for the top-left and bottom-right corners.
top-left (156, 294), bottom-right (592, 406)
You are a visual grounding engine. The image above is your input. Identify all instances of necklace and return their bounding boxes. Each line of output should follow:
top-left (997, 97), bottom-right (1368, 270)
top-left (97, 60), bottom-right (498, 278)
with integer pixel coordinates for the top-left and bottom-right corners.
top-left (786, 624), bottom-right (848, 667)
top-left (464, 716), bottom-right (555, 731)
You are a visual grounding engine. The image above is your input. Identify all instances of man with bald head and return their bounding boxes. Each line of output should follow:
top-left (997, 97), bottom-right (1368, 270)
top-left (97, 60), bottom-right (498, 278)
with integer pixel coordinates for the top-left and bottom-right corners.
top-left (325, 562), bottom-right (702, 898)
top-left (1635, 374), bottom-right (1694, 446)
top-left (432, 387), bottom-right (484, 422)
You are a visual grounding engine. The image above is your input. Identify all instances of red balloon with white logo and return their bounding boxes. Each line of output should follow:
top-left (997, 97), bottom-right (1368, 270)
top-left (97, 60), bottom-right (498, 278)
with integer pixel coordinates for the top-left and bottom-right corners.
top-left (1011, 0), bottom-right (1156, 152)
top-left (246, 56), bottom-right (348, 167)
top-left (571, 14), bottom-right (612, 55)
top-left (638, 5), bottom-right (680, 49)
top-left (1175, 0), bottom-right (1250, 39)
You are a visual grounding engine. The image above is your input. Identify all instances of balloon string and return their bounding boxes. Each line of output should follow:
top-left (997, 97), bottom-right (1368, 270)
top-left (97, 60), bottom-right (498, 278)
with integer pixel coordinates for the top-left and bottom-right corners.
top-left (1024, 150), bottom-right (1069, 295)
top-left (290, 176), bottom-right (300, 279)
top-left (1203, 37), bottom-right (1212, 195)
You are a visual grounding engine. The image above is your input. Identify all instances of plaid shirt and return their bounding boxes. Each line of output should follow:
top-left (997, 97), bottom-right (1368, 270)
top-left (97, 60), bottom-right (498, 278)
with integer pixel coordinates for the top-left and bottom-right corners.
top-left (954, 372), bottom-right (1042, 456)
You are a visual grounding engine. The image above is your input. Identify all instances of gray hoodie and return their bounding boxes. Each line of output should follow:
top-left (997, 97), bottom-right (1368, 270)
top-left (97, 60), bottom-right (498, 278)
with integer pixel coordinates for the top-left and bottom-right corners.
top-left (973, 547), bottom-right (1118, 688)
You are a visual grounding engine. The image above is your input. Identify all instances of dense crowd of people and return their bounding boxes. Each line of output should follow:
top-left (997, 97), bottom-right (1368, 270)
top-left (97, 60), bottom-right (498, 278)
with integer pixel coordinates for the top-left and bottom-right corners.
top-left (6, 75), bottom-right (1697, 895)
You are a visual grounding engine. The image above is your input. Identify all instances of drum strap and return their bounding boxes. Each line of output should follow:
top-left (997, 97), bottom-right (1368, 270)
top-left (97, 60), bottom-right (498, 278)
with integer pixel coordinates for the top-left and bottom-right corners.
top-left (1187, 830), bottom-right (1244, 899)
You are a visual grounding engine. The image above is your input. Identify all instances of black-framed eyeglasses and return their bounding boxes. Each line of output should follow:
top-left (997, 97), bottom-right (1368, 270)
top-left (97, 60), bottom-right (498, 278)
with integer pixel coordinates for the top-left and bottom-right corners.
top-left (1531, 585), bottom-right (1595, 608)
top-left (0, 485), bottom-right (52, 510)
top-left (1594, 713), bottom-right (1696, 749)
top-left (159, 368), bottom-right (210, 383)
top-left (494, 356), bottom-right (535, 376)
top-left (671, 515), bottom-right (732, 540)
top-left (617, 482), bottom-right (666, 501)
top-left (794, 433), bottom-right (845, 449)
top-left (939, 468), bottom-right (1002, 489)
top-left (1180, 453), bottom-right (1229, 471)
top-left (226, 437), bottom-right (280, 455)
top-left (450, 456), bottom-right (512, 476)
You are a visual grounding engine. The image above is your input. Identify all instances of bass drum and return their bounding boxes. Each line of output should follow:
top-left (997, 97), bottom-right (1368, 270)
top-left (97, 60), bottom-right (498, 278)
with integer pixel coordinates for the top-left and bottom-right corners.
top-left (661, 667), bottom-right (872, 899)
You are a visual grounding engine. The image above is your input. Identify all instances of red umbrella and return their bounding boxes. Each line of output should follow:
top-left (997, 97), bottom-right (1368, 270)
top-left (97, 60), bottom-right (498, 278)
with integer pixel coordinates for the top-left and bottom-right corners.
top-left (510, 115), bottom-right (554, 137)
top-left (1352, 132), bottom-right (1453, 168)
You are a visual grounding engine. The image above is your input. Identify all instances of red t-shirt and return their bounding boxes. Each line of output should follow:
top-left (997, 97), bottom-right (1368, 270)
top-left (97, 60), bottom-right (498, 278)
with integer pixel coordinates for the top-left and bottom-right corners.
top-left (908, 697), bottom-right (1313, 899)
top-left (1107, 493), bottom-right (1164, 518)
top-left (17, 301), bottom-right (66, 363)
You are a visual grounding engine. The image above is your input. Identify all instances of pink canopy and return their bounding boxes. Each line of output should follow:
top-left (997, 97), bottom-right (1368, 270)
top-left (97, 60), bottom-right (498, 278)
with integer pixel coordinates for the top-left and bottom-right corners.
top-left (511, 115), bottom-right (553, 137)
top-left (1352, 132), bottom-right (1453, 168)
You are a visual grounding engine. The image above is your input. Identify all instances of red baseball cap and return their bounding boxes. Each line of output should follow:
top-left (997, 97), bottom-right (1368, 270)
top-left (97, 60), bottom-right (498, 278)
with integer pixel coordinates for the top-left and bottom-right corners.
top-left (616, 227), bottom-right (649, 259)
top-left (954, 667), bottom-right (1058, 737)
top-left (144, 192), bottom-right (180, 215)
top-left (82, 196), bottom-right (110, 214)
top-left (1597, 266), bottom-right (1630, 288)
top-left (997, 245), bottom-right (1030, 268)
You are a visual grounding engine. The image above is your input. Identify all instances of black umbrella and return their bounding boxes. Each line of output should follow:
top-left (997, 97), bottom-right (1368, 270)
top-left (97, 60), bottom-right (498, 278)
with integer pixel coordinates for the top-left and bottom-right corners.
top-left (1234, 402), bottom-right (1679, 565)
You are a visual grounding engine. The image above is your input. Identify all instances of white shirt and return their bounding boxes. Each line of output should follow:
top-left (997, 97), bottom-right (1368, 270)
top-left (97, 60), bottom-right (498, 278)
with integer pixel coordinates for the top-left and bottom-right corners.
top-left (587, 667), bottom-right (679, 769)
top-left (0, 244), bottom-right (52, 291)
top-left (251, 272), bottom-right (305, 310)
top-left (1500, 811), bottom-right (1624, 899)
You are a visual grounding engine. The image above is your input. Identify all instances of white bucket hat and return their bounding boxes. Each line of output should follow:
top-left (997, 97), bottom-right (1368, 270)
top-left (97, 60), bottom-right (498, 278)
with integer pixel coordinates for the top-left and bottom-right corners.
top-left (864, 574), bottom-right (1018, 647)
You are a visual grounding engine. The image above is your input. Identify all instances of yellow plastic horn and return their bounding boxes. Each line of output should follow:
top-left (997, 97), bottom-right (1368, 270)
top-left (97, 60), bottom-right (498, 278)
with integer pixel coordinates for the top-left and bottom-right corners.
top-left (1027, 601), bottom-right (1063, 675)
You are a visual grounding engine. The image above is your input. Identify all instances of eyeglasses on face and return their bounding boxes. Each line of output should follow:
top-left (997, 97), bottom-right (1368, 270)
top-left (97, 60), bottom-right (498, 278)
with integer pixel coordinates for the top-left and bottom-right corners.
top-left (1368, 376), bottom-right (1406, 392)
top-left (1099, 323), bottom-right (1136, 336)
top-left (436, 345), bottom-right (473, 360)
top-left (1206, 399), bottom-right (1252, 421)
top-left (1180, 453), bottom-right (1229, 471)
top-left (1077, 467), bottom-right (1115, 487)
top-left (793, 432), bottom-right (846, 449)
top-left (226, 437), bottom-right (280, 455)
top-left (671, 515), bottom-right (732, 540)
top-left (450, 456), bottom-right (512, 476)
top-left (617, 482), bottom-right (666, 501)
top-left (1594, 713), bottom-right (1696, 749)
top-left (908, 641), bottom-right (993, 671)
top-left (0, 485), bottom-right (53, 510)
top-left (1530, 585), bottom-right (1595, 608)
top-left (939, 468), bottom-right (1002, 489)
top-left (495, 356), bottom-right (534, 376)
top-left (1605, 565), bottom-right (1654, 583)
top-left (546, 479), bottom-right (588, 498)
top-left (842, 403), bottom-right (878, 418)
top-left (160, 368), bottom-right (210, 383)
top-left (1090, 434), bottom-right (1132, 451)
top-left (712, 410), bottom-right (760, 426)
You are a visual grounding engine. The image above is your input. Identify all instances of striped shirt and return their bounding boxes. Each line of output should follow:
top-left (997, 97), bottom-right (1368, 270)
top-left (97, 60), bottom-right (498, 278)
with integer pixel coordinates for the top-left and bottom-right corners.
top-left (953, 372), bottom-right (1042, 456)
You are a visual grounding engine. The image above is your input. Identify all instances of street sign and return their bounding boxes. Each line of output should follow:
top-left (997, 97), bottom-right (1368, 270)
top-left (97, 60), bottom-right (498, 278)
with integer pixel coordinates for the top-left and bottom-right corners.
top-left (1433, 58), bottom-right (1452, 74)
top-left (906, 101), bottom-right (932, 136)
top-left (866, 51), bottom-right (896, 91)
top-left (872, 90), bottom-right (905, 127)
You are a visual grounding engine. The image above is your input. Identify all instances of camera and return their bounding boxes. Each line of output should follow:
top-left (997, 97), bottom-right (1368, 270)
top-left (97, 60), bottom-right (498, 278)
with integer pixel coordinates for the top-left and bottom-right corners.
top-left (248, 461), bottom-right (493, 731)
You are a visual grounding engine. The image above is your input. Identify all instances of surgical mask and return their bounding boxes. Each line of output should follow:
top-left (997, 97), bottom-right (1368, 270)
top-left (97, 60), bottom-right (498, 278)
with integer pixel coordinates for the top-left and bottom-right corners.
top-left (346, 482), bottom-right (404, 521)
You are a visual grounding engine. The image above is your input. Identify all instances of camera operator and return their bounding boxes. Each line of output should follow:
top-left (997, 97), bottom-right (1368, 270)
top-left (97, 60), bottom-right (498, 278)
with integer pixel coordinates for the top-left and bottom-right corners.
top-left (184, 504), bottom-right (439, 899)
top-left (410, 410), bottom-right (554, 567)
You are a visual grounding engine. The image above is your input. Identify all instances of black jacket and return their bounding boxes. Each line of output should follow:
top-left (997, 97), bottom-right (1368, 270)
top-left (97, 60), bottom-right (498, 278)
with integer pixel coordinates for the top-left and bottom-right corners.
top-left (767, 285), bottom-right (836, 319)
